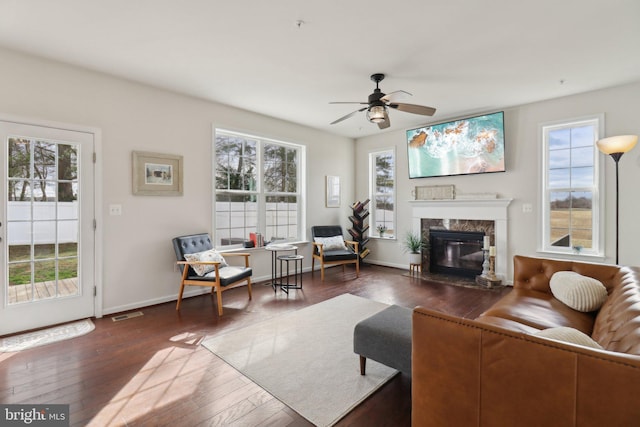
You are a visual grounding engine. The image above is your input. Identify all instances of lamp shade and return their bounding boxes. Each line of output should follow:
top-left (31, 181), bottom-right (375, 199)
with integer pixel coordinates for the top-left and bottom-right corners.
top-left (366, 105), bottom-right (386, 123)
top-left (596, 135), bottom-right (638, 155)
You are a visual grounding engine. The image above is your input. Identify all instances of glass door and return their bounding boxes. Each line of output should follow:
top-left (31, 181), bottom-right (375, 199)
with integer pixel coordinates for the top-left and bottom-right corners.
top-left (0, 120), bottom-right (95, 335)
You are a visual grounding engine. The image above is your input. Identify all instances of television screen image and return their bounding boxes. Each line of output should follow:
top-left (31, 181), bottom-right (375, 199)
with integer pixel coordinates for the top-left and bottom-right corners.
top-left (407, 111), bottom-right (505, 178)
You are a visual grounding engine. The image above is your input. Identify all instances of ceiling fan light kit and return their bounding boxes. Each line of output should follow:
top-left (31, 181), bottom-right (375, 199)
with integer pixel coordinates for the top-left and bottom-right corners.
top-left (330, 73), bottom-right (436, 129)
top-left (366, 105), bottom-right (386, 123)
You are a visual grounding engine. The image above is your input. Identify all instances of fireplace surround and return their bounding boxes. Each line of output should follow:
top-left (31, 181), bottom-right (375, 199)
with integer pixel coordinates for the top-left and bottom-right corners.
top-left (410, 198), bottom-right (512, 281)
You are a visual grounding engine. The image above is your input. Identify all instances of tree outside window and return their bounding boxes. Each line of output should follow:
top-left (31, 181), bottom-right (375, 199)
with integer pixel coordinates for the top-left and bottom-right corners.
top-left (370, 149), bottom-right (395, 238)
top-left (6, 137), bottom-right (79, 291)
top-left (214, 130), bottom-right (303, 247)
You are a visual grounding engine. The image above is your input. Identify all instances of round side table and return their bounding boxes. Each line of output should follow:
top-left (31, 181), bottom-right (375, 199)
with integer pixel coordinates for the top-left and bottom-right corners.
top-left (265, 244), bottom-right (297, 292)
top-left (277, 254), bottom-right (304, 294)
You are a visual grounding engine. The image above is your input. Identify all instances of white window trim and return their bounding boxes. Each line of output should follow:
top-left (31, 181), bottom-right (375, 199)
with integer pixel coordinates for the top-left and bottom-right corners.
top-left (369, 147), bottom-right (396, 240)
top-left (538, 114), bottom-right (605, 260)
top-left (212, 127), bottom-right (306, 249)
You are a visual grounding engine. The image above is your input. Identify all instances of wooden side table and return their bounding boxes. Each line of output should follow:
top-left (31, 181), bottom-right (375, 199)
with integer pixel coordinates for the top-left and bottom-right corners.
top-left (409, 263), bottom-right (421, 275)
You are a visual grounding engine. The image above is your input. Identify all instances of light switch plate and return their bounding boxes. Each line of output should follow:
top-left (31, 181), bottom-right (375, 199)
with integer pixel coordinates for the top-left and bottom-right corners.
top-left (109, 204), bottom-right (122, 216)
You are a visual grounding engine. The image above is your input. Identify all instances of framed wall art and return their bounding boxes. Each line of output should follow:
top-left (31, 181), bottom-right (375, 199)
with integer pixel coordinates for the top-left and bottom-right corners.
top-left (132, 151), bottom-right (183, 196)
top-left (325, 175), bottom-right (340, 208)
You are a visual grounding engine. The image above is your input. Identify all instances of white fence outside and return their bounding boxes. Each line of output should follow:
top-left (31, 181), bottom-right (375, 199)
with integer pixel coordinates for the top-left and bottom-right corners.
top-left (7, 201), bottom-right (79, 245)
top-left (215, 201), bottom-right (298, 244)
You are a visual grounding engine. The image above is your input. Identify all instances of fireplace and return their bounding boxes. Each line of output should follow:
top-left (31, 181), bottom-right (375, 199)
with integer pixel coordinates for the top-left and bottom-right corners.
top-left (429, 230), bottom-right (484, 278)
top-left (411, 198), bottom-right (512, 281)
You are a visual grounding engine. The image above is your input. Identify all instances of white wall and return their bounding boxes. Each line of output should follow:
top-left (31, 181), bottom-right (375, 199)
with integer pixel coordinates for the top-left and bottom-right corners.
top-left (0, 46), bottom-right (355, 314)
top-left (356, 81), bottom-right (640, 278)
top-left (3, 45), bottom-right (638, 313)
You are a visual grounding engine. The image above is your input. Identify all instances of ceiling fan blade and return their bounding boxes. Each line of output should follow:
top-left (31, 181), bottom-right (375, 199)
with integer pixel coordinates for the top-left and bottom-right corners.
top-left (380, 90), bottom-right (412, 103)
top-left (389, 103), bottom-right (436, 116)
top-left (329, 101), bottom-right (368, 105)
top-left (330, 107), bottom-right (367, 125)
top-left (377, 111), bottom-right (391, 129)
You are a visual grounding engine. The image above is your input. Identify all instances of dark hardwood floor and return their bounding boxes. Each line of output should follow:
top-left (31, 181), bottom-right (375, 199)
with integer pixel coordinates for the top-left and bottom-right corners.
top-left (0, 264), bottom-right (510, 426)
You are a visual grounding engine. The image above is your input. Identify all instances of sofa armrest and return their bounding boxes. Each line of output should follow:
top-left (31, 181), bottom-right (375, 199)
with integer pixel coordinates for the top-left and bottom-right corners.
top-left (412, 306), bottom-right (640, 427)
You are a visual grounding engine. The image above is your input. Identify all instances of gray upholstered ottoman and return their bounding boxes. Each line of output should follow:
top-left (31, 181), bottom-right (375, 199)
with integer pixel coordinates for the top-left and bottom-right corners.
top-left (353, 304), bottom-right (413, 375)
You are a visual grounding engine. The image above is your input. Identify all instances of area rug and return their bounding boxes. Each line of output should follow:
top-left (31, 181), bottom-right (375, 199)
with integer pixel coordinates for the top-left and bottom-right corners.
top-left (201, 293), bottom-right (398, 426)
top-left (0, 319), bottom-right (94, 352)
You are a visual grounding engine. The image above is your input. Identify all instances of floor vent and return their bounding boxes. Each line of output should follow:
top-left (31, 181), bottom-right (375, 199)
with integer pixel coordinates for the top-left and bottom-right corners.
top-left (111, 311), bottom-right (144, 322)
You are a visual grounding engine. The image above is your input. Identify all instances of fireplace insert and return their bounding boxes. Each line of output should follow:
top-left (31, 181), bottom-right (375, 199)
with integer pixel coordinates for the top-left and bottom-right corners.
top-left (429, 230), bottom-right (484, 278)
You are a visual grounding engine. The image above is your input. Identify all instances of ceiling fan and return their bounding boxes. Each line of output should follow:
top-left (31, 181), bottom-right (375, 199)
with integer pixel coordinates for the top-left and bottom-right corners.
top-left (330, 73), bottom-right (436, 129)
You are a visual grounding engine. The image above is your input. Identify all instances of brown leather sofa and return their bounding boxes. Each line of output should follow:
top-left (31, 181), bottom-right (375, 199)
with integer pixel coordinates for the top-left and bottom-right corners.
top-left (412, 255), bottom-right (640, 427)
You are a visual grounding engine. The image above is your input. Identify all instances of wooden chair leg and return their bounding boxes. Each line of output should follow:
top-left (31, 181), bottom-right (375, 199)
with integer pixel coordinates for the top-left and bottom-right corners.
top-left (311, 256), bottom-right (315, 275)
top-left (247, 279), bottom-right (252, 300)
top-left (321, 261), bottom-right (325, 281)
top-left (176, 283), bottom-right (185, 310)
top-left (215, 285), bottom-right (224, 316)
top-left (360, 355), bottom-right (366, 375)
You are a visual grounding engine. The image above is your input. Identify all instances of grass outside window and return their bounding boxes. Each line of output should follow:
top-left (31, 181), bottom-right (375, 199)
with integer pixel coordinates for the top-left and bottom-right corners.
top-left (8, 243), bottom-right (78, 286)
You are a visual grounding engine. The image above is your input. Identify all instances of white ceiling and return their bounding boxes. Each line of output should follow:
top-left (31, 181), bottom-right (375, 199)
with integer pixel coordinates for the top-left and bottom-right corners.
top-left (1, 0), bottom-right (639, 139)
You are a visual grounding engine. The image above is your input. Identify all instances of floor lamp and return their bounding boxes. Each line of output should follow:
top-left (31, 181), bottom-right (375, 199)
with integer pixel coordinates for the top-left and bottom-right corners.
top-left (596, 134), bottom-right (638, 265)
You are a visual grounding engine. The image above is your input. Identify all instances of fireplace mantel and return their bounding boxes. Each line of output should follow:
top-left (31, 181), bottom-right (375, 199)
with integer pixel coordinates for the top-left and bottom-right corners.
top-left (408, 198), bottom-right (512, 210)
top-left (411, 198), bottom-right (513, 281)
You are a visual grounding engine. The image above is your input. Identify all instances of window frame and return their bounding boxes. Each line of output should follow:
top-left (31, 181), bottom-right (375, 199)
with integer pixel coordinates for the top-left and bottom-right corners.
top-left (369, 148), bottom-right (396, 239)
top-left (539, 114), bottom-right (604, 258)
top-left (213, 128), bottom-right (306, 249)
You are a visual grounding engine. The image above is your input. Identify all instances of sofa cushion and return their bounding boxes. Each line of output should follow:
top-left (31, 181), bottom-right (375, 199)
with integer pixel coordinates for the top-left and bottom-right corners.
top-left (205, 266), bottom-right (252, 286)
top-left (512, 255), bottom-right (619, 293)
top-left (478, 288), bottom-right (596, 335)
top-left (535, 326), bottom-right (603, 349)
top-left (550, 271), bottom-right (608, 312)
top-left (184, 248), bottom-right (228, 276)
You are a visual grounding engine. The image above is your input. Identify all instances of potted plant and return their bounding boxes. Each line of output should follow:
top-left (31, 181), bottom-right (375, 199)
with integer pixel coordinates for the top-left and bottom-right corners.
top-left (376, 224), bottom-right (387, 237)
top-left (403, 231), bottom-right (424, 265)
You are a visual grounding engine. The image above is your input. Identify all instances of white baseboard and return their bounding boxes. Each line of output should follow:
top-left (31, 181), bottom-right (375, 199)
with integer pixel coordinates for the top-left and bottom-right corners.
top-left (364, 259), bottom-right (409, 270)
top-left (101, 268), bottom-right (332, 316)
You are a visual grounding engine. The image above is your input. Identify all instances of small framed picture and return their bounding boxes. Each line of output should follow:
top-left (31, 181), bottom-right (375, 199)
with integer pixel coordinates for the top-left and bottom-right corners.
top-left (132, 151), bottom-right (183, 196)
top-left (326, 175), bottom-right (340, 208)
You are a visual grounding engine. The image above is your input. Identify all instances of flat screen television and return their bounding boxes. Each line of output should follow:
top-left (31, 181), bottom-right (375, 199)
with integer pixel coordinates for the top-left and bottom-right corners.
top-left (407, 111), bottom-right (505, 179)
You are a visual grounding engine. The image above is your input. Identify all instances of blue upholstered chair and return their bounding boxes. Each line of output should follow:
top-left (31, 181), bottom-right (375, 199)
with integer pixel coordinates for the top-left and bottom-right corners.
top-left (311, 225), bottom-right (360, 281)
top-left (172, 233), bottom-right (252, 315)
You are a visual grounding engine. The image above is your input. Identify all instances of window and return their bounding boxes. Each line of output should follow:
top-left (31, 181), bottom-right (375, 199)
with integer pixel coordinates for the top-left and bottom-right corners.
top-left (541, 116), bottom-right (603, 256)
top-left (370, 149), bottom-right (395, 238)
top-left (214, 129), bottom-right (305, 248)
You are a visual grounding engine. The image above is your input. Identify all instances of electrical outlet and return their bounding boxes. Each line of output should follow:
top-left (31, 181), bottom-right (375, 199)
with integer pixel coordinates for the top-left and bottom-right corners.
top-left (109, 204), bottom-right (122, 216)
top-left (522, 203), bottom-right (533, 213)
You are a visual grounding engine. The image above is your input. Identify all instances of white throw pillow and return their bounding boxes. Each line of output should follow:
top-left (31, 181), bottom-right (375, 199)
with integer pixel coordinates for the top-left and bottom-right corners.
top-left (314, 235), bottom-right (348, 251)
top-left (549, 271), bottom-right (608, 312)
top-left (184, 249), bottom-right (228, 276)
top-left (535, 327), bottom-right (603, 350)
